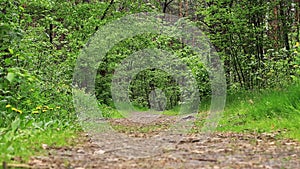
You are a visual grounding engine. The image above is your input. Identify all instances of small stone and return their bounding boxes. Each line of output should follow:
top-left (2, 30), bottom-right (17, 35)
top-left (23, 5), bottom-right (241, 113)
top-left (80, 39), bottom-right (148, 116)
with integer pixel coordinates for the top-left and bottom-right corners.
top-left (181, 115), bottom-right (195, 121)
top-left (94, 149), bottom-right (105, 155)
top-left (77, 149), bottom-right (85, 153)
top-left (42, 144), bottom-right (48, 150)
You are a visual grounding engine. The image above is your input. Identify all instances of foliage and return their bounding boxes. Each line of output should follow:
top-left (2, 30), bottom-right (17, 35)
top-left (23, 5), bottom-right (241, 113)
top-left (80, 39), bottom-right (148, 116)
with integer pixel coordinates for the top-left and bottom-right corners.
top-left (0, 0), bottom-right (300, 162)
top-left (96, 34), bottom-right (210, 110)
top-left (197, 0), bottom-right (300, 90)
top-left (217, 82), bottom-right (300, 141)
top-left (0, 0), bottom-right (113, 161)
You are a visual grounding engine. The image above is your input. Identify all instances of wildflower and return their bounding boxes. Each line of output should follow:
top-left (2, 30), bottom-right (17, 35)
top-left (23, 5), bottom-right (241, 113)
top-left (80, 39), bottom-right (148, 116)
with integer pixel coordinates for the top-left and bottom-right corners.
top-left (44, 106), bottom-right (49, 109)
top-left (56, 106), bottom-right (61, 109)
top-left (17, 109), bottom-right (22, 114)
top-left (36, 106), bottom-right (42, 110)
top-left (6, 105), bottom-right (11, 108)
top-left (42, 109), bottom-right (47, 112)
top-left (296, 42), bottom-right (299, 47)
top-left (32, 111), bottom-right (39, 114)
top-left (11, 107), bottom-right (22, 114)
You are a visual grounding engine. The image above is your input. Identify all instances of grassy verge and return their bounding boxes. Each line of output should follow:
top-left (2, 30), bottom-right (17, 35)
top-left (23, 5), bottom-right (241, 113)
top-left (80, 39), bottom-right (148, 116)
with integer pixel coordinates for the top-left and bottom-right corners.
top-left (104, 82), bottom-right (300, 141)
top-left (216, 82), bottom-right (300, 141)
top-left (0, 110), bottom-right (81, 163)
top-left (0, 128), bottom-right (79, 163)
top-left (0, 129), bottom-right (77, 162)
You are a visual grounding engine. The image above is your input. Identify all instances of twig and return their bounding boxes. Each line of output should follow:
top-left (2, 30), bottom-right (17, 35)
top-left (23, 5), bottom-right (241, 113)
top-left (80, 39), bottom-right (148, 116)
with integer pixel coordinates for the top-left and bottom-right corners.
top-left (194, 158), bottom-right (217, 162)
top-left (3, 162), bottom-right (32, 168)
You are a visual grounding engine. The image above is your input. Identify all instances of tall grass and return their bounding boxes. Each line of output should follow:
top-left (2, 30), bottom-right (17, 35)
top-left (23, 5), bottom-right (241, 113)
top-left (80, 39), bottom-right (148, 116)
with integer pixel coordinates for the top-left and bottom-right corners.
top-left (217, 82), bottom-right (300, 140)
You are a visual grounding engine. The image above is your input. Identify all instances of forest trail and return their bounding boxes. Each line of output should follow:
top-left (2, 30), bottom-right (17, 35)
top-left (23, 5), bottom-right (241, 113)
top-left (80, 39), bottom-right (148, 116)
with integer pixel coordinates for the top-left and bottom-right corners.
top-left (28, 115), bottom-right (300, 169)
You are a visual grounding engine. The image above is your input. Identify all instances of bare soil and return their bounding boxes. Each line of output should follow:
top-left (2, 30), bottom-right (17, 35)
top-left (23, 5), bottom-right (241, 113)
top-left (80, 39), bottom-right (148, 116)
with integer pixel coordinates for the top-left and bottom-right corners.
top-left (28, 115), bottom-right (300, 169)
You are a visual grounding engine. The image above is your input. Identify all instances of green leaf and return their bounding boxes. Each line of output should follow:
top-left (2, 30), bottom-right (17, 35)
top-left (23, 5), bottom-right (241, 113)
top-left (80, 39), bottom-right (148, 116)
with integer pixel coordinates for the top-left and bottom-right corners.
top-left (8, 48), bottom-right (14, 55)
top-left (6, 72), bottom-right (15, 82)
top-left (4, 58), bottom-right (11, 65)
top-left (11, 117), bottom-right (20, 132)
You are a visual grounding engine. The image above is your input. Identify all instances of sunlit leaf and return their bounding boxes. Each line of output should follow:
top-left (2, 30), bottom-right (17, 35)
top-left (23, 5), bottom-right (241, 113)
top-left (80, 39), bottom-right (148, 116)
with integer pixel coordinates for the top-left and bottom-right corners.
top-left (6, 72), bottom-right (15, 82)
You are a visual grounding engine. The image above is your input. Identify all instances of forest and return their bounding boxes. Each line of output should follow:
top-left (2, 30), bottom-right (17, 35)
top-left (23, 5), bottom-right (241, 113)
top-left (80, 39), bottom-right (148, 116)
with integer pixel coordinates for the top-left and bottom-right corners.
top-left (1, 0), bottom-right (300, 168)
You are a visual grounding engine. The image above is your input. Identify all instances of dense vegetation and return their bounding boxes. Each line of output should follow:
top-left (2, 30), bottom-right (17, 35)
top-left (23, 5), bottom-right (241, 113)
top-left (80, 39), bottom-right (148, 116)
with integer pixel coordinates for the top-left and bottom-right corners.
top-left (0, 0), bottom-right (299, 162)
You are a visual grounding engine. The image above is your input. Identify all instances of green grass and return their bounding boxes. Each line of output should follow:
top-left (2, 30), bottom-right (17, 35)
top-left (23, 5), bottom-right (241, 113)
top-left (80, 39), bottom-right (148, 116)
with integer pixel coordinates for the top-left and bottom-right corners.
top-left (0, 128), bottom-right (79, 163)
top-left (216, 82), bottom-right (300, 141)
top-left (0, 106), bottom-right (81, 163)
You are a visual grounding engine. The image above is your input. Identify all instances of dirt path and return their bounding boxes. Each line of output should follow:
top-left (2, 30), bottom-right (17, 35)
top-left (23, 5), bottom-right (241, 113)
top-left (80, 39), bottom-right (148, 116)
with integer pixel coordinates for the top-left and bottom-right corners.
top-left (29, 115), bottom-right (300, 169)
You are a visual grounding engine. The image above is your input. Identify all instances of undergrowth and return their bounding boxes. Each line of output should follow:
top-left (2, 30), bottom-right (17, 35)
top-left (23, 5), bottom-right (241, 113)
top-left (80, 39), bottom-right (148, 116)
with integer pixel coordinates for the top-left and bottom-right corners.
top-left (217, 82), bottom-right (300, 141)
